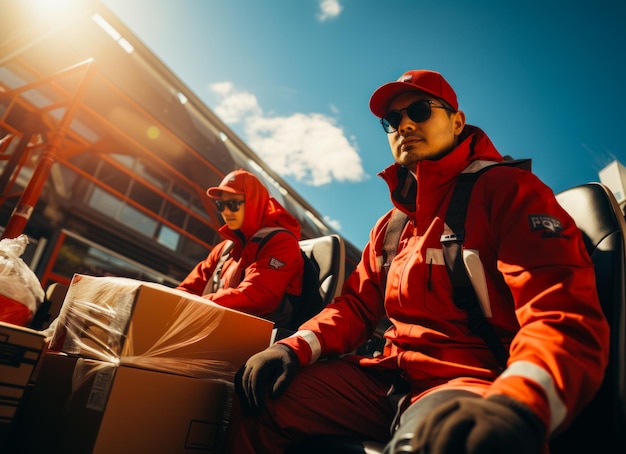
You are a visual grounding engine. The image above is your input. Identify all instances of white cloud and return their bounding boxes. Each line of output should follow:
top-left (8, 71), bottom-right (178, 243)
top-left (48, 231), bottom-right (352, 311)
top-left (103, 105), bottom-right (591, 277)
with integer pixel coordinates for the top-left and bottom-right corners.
top-left (317, 0), bottom-right (342, 22)
top-left (245, 113), bottom-right (363, 186)
top-left (209, 82), bottom-right (262, 124)
top-left (324, 215), bottom-right (341, 231)
top-left (210, 81), bottom-right (234, 96)
top-left (209, 83), bottom-right (367, 188)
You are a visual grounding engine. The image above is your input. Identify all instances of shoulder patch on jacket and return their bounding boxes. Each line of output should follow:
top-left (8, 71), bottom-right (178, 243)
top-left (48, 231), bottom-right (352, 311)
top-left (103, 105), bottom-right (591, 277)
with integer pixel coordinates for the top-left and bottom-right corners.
top-left (269, 257), bottom-right (286, 270)
top-left (528, 214), bottom-right (569, 238)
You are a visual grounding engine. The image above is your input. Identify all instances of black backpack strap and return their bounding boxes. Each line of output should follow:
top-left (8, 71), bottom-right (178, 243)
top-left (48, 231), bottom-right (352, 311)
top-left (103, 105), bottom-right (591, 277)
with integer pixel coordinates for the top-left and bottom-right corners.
top-left (252, 227), bottom-right (295, 253)
top-left (441, 163), bottom-right (523, 370)
top-left (381, 209), bottom-right (410, 292)
top-left (252, 227), bottom-right (304, 332)
top-left (357, 209), bottom-right (409, 356)
top-left (206, 240), bottom-right (234, 294)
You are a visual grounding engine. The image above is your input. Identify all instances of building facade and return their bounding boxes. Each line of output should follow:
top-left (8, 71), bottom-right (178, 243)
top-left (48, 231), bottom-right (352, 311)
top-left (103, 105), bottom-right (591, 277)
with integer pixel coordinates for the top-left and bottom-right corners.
top-left (0, 0), bottom-right (360, 293)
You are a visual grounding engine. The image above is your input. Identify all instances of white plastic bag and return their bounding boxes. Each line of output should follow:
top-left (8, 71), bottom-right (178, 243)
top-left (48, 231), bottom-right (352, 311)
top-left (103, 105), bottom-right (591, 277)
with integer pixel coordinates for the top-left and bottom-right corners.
top-left (0, 234), bottom-right (45, 321)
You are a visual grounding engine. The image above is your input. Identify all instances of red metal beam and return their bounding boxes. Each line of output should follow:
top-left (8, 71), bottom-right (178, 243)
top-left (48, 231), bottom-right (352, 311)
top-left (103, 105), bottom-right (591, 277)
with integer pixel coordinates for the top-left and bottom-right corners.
top-left (2, 60), bottom-right (96, 239)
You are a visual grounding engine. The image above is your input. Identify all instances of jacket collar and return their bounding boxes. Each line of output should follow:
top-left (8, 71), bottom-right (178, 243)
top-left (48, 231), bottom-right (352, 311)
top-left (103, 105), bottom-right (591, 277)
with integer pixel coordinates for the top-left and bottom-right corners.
top-left (378, 125), bottom-right (504, 217)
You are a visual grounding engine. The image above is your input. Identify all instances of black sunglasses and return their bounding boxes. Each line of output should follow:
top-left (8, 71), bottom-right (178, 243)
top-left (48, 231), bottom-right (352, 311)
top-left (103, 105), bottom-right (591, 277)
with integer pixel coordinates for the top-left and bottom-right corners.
top-left (381, 99), bottom-right (454, 134)
top-left (215, 199), bottom-right (245, 212)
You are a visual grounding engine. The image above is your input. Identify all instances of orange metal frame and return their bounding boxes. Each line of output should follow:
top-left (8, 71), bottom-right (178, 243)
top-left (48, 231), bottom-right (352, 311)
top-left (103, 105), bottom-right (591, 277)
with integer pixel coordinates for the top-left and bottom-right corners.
top-left (0, 57), bottom-right (225, 248)
top-left (2, 59), bottom-right (97, 239)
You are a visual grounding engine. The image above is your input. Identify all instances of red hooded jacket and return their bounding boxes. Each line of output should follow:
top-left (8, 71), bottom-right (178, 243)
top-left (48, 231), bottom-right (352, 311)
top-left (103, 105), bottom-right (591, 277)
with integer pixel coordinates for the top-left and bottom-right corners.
top-left (177, 171), bottom-right (303, 324)
top-left (279, 125), bottom-right (610, 438)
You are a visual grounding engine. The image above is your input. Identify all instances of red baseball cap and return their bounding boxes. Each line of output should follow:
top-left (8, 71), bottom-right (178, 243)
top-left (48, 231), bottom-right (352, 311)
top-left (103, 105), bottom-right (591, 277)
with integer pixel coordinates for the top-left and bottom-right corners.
top-left (369, 70), bottom-right (458, 118)
top-left (207, 169), bottom-right (251, 198)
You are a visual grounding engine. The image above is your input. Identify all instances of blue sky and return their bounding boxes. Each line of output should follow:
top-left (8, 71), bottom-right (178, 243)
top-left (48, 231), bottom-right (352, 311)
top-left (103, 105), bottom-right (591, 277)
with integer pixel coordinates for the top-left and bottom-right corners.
top-left (98, 0), bottom-right (626, 250)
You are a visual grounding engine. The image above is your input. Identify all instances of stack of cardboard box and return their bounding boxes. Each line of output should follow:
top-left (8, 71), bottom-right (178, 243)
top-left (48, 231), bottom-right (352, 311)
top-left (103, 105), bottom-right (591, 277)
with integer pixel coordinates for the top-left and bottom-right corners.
top-left (16, 274), bottom-right (274, 453)
top-left (0, 322), bottom-right (45, 447)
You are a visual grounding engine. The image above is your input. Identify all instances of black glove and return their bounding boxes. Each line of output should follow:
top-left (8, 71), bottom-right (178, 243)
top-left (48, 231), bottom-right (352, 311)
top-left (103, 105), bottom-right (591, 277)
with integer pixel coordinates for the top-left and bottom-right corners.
top-left (407, 395), bottom-right (545, 454)
top-left (234, 344), bottom-right (300, 416)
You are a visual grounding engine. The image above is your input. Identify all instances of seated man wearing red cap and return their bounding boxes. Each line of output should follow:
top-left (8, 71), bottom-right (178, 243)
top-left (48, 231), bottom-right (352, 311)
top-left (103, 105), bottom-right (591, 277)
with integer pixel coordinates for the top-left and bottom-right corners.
top-left (177, 169), bottom-right (303, 330)
top-left (225, 71), bottom-right (609, 453)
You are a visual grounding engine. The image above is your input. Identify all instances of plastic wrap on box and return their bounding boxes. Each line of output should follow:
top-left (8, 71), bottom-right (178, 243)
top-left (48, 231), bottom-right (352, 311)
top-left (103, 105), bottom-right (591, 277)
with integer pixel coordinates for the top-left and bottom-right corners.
top-left (50, 274), bottom-right (273, 381)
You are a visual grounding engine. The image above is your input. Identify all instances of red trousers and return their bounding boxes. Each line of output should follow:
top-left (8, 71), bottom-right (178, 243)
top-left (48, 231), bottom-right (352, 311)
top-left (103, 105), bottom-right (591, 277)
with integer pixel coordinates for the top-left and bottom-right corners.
top-left (224, 358), bottom-right (397, 453)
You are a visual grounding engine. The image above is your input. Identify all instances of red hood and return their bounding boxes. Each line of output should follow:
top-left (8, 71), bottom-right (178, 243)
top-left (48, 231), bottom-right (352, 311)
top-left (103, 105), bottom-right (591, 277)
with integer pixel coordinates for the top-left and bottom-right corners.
top-left (218, 174), bottom-right (301, 243)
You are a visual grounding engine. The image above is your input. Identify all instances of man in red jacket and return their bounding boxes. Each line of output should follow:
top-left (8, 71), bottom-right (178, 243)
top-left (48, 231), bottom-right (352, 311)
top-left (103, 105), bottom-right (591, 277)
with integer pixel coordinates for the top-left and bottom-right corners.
top-left (177, 169), bottom-right (303, 329)
top-left (226, 71), bottom-right (610, 453)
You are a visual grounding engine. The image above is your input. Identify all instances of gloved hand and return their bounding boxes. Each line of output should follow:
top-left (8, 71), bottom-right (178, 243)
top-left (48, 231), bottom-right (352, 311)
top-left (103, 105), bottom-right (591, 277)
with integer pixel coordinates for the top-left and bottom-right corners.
top-left (408, 395), bottom-right (545, 454)
top-left (234, 344), bottom-right (300, 416)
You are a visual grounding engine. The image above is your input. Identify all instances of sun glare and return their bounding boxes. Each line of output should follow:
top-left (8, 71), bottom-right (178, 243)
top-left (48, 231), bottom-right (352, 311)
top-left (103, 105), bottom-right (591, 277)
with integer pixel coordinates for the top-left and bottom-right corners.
top-left (25, 0), bottom-right (82, 14)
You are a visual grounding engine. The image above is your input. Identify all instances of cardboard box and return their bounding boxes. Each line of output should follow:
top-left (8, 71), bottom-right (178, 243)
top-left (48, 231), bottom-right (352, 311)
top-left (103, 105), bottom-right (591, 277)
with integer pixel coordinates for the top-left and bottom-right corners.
top-left (19, 353), bottom-right (231, 453)
top-left (0, 322), bottom-right (44, 426)
top-left (50, 274), bottom-right (273, 377)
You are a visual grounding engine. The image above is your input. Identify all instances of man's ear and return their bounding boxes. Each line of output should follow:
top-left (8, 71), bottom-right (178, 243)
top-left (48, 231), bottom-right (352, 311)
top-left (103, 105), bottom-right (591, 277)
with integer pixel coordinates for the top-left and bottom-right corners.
top-left (453, 110), bottom-right (466, 135)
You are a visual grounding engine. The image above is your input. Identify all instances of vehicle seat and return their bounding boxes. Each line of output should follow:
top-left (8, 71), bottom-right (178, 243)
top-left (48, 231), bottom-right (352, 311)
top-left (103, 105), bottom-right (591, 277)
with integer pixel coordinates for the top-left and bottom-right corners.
top-left (273, 234), bottom-right (346, 342)
top-left (293, 183), bottom-right (626, 453)
top-left (549, 182), bottom-right (626, 453)
top-left (298, 234), bottom-right (345, 307)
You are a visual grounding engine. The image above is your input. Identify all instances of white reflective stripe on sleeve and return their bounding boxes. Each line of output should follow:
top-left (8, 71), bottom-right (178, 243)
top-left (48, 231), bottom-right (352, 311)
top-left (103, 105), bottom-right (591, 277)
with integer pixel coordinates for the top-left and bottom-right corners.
top-left (500, 360), bottom-right (567, 431)
top-left (290, 330), bottom-right (321, 364)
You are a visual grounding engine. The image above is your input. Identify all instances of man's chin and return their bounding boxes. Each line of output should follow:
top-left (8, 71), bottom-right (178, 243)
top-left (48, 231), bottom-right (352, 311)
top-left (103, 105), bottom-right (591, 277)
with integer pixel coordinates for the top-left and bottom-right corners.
top-left (397, 150), bottom-right (418, 167)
